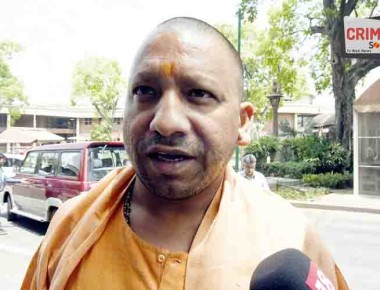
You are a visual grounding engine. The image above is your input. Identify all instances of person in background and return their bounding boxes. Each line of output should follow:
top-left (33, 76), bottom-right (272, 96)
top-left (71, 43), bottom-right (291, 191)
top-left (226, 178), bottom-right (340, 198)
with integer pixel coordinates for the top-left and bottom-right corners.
top-left (239, 153), bottom-right (270, 191)
top-left (0, 153), bottom-right (7, 235)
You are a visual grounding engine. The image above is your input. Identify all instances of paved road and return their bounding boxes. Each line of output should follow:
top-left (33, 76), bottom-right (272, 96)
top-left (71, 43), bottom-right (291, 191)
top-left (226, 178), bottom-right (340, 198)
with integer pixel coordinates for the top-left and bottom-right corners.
top-left (301, 208), bottom-right (380, 290)
top-left (0, 209), bottom-right (46, 290)
top-left (0, 207), bottom-right (378, 290)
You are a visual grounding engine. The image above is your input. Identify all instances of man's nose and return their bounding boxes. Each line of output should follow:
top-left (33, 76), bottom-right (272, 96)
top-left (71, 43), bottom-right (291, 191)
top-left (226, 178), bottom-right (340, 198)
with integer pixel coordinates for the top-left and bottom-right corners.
top-left (149, 90), bottom-right (190, 137)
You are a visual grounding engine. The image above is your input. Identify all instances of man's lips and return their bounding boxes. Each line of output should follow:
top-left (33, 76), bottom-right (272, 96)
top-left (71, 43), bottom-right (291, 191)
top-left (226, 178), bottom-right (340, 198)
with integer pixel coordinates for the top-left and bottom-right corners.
top-left (147, 146), bottom-right (194, 162)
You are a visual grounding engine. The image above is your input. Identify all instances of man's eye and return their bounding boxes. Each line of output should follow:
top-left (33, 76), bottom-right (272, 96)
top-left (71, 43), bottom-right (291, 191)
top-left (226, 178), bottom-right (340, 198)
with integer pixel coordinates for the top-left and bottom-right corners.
top-left (132, 86), bottom-right (156, 97)
top-left (187, 89), bottom-right (213, 99)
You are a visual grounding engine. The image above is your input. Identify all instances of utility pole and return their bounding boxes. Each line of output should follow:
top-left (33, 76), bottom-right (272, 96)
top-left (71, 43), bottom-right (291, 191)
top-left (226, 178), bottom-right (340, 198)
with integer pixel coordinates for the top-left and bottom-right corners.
top-left (235, 8), bottom-right (242, 171)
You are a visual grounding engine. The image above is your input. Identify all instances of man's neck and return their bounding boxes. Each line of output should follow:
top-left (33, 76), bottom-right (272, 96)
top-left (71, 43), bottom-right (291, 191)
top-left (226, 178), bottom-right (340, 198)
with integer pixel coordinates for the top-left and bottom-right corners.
top-left (129, 174), bottom-right (224, 252)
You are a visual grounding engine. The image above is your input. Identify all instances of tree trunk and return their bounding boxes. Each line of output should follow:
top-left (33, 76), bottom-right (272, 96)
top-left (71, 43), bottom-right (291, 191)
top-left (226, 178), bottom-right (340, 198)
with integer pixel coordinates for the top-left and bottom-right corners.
top-left (328, 10), bottom-right (354, 151)
top-left (333, 73), bottom-right (355, 151)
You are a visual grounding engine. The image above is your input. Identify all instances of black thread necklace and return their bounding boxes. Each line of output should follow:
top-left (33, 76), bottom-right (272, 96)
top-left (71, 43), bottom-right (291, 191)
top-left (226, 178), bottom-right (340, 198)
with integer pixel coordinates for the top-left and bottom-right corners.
top-left (123, 179), bottom-right (135, 225)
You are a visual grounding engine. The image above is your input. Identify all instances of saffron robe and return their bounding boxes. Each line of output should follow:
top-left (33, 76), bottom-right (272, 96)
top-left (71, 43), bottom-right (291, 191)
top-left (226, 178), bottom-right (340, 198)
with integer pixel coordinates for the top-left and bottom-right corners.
top-left (21, 166), bottom-right (349, 290)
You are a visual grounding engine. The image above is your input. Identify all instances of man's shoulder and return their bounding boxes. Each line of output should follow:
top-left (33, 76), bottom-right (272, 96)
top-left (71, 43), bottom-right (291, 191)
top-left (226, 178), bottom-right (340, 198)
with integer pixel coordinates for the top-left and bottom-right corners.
top-left (254, 171), bottom-right (266, 179)
top-left (47, 167), bottom-right (133, 235)
top-left (234, 174), bottom-right (302, 219)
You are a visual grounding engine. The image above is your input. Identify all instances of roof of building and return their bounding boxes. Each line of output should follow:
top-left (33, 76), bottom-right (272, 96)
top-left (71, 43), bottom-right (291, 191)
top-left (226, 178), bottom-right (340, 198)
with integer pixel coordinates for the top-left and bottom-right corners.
top-left (278, 95), bottom-right (334, 115)
top-left (0, 104), bottom-right (125, 118)
top-left (0, 127), bottom-right (65, 143)
top-left (312, 113), bottom-right (335, 128)
top-left (354, 78), bottom-right (380, 113)
top-left (29, 141), bottom-right (125, 151)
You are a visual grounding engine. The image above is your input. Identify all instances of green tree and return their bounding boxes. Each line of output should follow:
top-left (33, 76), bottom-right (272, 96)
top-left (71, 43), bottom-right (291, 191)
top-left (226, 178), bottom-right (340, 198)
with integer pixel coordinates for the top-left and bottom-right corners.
top-left (241, 0), bottom-right (380, 150)
top-left (71, 57), bottom-right (126, 141)
top-left (0, 40), bottom-right (27, 123)
top-left (217, 0), bottom-right (308, 123)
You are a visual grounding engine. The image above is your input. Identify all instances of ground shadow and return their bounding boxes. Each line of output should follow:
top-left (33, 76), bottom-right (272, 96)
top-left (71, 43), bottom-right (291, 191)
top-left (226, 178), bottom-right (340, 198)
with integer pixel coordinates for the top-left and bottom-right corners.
top-left (0, 212), bottom-right (48, 236)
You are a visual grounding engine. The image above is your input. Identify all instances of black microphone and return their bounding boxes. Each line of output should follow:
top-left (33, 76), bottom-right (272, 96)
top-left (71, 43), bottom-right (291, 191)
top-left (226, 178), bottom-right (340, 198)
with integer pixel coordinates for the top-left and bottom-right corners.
top-left (250, 248), bottom-right (335, 290)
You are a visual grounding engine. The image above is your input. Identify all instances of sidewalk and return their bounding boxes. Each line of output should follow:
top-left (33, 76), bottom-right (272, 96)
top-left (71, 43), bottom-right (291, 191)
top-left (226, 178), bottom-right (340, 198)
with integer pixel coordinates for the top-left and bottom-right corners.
top-left (290, 189), bottom-right (380, 214)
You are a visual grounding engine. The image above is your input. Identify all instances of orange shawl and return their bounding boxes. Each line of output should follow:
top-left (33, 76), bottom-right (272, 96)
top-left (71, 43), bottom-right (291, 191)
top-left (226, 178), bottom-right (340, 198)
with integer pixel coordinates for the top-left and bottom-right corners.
top-left (22, 166), bottom-right (349, 290)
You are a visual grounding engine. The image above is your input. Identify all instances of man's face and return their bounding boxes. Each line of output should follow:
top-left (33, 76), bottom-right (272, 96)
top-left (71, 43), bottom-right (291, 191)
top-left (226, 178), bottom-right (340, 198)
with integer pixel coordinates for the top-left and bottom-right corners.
top-left (123, 29), bottom-right (243, 200)
top-left (243, 161), bottom-right (256, 177)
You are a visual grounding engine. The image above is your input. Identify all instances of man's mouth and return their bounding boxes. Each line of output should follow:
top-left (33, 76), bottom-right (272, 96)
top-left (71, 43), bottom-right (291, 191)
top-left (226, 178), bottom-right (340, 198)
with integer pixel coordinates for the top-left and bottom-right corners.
top-left (148, 152), bottom-right (192, 162)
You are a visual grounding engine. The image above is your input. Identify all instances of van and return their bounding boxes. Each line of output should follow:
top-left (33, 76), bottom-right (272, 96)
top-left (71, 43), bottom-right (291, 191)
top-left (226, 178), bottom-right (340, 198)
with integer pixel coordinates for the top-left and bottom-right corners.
top-left (1, 142), bottom-right (129, 222)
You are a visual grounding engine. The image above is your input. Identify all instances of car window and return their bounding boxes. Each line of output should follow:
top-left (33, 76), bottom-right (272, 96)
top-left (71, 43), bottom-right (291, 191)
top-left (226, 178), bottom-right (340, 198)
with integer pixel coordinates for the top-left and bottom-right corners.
top-left (37, 152), bottom-right (58, 176)
top-left (19, 152), bottom-right (39, 174)
top-left (57, 151), bottom-right (81, 178)
top-left (88, 146), bottom-right (128, 181)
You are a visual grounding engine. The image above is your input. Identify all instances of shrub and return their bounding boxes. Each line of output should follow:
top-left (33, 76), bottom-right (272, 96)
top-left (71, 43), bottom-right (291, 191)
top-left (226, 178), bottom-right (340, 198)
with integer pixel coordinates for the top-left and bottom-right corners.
top-left (262, 161), bottom-right (316, 179)
top-left (279, 138), bottom-right (298, 162)
top-left (244, 135), bottom-right (350, 174)
top-left (302, 173), bottom-right (353, 189)
top-left (244, 136), bottom-right (281, 166)
top-left (288, 135), bottom-right (349, 174)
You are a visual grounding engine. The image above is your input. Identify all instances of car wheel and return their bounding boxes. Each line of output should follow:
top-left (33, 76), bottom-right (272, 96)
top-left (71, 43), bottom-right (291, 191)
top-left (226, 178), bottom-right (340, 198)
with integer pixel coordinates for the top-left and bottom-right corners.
top-left (6, 196), bottom-right (16, 221)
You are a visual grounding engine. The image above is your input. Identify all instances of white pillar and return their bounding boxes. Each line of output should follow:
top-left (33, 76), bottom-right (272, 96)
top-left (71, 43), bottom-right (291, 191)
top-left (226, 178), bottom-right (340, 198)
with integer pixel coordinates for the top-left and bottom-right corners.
top-left (76, 118), bottom-right (80, 139)
top-left (353, 110), bottom-right (359, 195)
top-left (6, 113), bottom-right (11, 152)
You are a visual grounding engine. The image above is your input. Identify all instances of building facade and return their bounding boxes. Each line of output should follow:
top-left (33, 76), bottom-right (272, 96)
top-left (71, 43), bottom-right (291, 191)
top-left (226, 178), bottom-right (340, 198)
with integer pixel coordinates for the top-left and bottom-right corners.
top-left (260, 95), bottom-right (334, 137)
top-left (0, 104), bottom-right (124, 154)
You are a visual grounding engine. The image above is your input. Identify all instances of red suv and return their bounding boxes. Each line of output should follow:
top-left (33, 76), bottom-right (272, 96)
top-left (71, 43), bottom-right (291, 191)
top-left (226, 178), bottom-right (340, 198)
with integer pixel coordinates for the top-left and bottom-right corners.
top-left (1, 142), bottom-right (129, 222)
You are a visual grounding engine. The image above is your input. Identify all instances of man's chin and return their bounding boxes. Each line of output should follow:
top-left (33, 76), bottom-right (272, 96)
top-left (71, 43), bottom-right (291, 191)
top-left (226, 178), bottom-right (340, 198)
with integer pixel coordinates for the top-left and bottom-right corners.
top-left (147, 181), bottom-right (199, 200)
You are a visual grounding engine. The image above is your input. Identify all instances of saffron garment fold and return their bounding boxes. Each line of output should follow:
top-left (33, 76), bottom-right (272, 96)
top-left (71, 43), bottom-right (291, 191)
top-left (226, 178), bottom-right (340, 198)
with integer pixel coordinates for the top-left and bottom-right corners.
top-left (21, 166), bottom-right (349, 290)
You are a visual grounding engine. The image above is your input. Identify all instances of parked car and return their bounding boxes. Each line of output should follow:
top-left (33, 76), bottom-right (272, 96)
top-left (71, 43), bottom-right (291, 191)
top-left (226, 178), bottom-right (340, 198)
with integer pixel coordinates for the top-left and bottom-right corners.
top-left (0, 142), bottom-right (129, 223)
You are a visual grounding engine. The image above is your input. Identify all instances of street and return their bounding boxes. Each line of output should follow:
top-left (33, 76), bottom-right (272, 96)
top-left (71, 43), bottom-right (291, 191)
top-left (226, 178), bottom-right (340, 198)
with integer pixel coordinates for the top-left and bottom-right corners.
top-left (301, 208), bottom-right (380, 290)
top-left (0, 207), bottom-right (379, 290)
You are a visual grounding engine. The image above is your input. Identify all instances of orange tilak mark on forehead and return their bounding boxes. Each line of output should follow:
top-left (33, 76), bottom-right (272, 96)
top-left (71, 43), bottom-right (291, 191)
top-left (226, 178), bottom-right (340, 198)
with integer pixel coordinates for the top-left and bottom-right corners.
top-left (160, 61), bottom-right (175, 78)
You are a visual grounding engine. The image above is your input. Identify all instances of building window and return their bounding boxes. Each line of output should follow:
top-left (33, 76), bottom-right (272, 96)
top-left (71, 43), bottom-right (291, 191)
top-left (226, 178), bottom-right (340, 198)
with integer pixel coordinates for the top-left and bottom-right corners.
top-left (114, 118), bottom-right (121, 125)
top-left (0, 114), bottom-right (7, 128)
top-left (84, 118), bottom-right (92, 125)
top-left (297, 115), bottom-right (314, 129)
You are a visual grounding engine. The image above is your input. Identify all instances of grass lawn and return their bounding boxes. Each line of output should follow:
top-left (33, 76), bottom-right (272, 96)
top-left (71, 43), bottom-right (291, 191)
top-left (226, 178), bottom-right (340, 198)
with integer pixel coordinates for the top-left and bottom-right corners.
top-left (272, 185), bottom-right (329, 201)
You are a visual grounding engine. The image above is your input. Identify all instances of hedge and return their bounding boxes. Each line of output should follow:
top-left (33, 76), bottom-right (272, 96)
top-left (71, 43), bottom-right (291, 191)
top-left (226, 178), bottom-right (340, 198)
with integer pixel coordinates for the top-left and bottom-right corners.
top-left (302, 173), bottom-right (353, 189)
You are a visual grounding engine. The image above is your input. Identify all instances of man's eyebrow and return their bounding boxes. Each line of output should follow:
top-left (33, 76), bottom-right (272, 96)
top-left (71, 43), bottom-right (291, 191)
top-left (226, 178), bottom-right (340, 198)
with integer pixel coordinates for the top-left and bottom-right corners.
top-left (131, 71), bottom-right (158, 82)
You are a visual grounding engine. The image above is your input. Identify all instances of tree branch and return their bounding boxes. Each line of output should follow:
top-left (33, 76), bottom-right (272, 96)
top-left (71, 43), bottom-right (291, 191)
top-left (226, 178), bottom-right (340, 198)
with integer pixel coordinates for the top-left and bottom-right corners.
top-left (310, 25), bottom-right (328, 34)
top-left (348, 58), bottom-right (380, 84)
top-left (306, 13), bottom-right (328, 35)
top-left (323, 0), bottom-right (335, 10)
top-left (370, 0), bottom-right (379, 17)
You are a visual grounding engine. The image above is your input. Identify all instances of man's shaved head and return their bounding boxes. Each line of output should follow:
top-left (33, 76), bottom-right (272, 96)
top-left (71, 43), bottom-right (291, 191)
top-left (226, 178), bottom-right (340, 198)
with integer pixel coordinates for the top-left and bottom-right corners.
top-left (131, 17), bottom-right (244, 101)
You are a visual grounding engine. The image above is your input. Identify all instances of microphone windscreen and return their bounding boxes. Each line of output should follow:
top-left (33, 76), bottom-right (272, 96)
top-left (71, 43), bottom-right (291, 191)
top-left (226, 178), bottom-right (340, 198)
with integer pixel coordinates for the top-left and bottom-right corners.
top-left (250, 248), bottom-right (335, 290)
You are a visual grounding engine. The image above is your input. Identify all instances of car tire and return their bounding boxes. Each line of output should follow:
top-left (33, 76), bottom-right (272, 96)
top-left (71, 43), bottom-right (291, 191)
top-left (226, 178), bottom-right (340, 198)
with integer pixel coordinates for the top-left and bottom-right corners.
top-left (6, 196), bottom-right (17, 221)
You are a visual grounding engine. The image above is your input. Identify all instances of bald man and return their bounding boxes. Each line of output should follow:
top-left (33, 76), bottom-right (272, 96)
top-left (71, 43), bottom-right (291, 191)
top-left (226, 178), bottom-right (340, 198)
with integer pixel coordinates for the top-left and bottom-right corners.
top-left (22, 17), bottom-right (348, 290)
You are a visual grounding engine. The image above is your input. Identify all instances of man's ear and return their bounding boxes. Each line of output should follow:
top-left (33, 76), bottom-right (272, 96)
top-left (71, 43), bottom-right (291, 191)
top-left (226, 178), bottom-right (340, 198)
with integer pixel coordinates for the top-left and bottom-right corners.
top-left (237, 102), bottom-right (255, 146)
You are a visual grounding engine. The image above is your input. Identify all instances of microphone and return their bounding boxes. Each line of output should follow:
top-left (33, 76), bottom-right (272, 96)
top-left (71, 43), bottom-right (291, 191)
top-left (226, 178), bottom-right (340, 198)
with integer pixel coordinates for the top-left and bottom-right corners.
top-left (250, 248), bottom-right (335, 290)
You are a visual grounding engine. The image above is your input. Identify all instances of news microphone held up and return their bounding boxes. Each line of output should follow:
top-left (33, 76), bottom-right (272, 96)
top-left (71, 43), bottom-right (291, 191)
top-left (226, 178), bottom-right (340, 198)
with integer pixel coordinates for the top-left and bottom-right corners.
top-left (250, 248), bottom-right (335, 290)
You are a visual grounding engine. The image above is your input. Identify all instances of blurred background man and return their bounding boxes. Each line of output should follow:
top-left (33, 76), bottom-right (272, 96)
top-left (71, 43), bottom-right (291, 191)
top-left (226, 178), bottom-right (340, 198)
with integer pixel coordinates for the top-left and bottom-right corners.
top-left (239, 154), bottom-right (269, 191)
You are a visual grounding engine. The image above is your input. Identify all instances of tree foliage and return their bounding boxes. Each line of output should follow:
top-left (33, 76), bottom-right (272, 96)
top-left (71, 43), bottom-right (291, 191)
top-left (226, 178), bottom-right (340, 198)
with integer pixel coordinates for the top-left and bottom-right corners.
top-left (71, 57), bottom-right (126, 141)
top-left (0, 40), bottom-right (27, 124)
top-left (240, 0), bottom-right (380, 150)
top-left (217, 0), bottom-right (308, 122)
